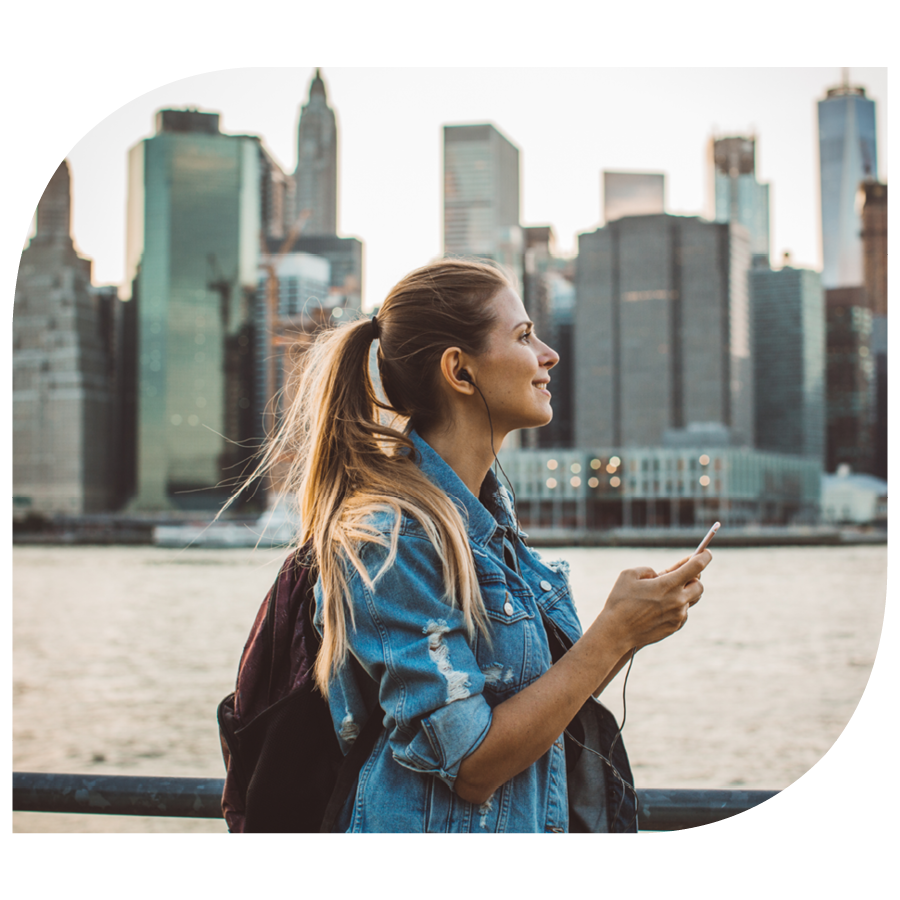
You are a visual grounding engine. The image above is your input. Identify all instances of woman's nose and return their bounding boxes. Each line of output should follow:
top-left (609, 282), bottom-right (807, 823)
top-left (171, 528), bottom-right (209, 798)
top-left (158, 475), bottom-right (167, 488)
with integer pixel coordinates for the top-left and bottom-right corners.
top-left (541, 342), bottom-right (559, 370)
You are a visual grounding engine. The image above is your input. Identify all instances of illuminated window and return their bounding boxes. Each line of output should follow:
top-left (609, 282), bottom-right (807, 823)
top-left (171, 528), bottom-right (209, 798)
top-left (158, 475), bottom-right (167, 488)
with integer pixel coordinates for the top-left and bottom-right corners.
top-left (570, 476), bottom-right (581, 488)
top-left (606, 463), bottom-right (617, 474)
top-left (610, 456), bottom-right (621, 467)
top-left (546, 478), bottom-right (557, 489)
top-left (570, 463), bottom-right (581, 474)
top-left (699, 454), bottom-right (710, 466)
top-left (588, 477), bottom-right (599, 488)
top-left (699, 475), bottom-right (711, 487)
top-left (610, 476), bottom-right (621, 488)
top-left (333, 308), bottom-right (344, 318)
top-left (590, 458), bottom-right (602, 470)
top-left (547, 459), bottom-right (558, 470)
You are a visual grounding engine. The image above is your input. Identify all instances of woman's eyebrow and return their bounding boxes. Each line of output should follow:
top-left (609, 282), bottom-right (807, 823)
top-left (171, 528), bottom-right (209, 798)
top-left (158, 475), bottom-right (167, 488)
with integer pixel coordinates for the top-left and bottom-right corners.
top-left (513, 320), bottom-right (534, 332)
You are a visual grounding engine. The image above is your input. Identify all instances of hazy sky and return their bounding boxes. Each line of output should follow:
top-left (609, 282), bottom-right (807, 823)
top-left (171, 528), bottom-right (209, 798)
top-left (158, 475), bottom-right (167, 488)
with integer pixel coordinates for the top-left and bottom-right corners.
top-left (38, 67), bottom-right (889, 309)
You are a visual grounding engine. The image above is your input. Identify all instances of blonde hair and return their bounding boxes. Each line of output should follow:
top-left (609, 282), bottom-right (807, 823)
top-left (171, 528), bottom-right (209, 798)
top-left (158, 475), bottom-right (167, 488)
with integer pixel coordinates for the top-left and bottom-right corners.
top-left (249, 259), bottom-right (511, 695)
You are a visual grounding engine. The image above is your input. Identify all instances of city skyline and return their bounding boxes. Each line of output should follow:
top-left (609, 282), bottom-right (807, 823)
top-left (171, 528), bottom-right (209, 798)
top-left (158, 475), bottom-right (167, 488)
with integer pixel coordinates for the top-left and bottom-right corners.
top-left (18, 67), bottom-right (888, 311)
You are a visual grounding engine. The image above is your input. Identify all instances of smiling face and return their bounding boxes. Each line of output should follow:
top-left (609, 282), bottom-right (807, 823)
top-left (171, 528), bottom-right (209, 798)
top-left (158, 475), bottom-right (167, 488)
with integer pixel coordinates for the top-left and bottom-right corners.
top-left (469, 286), bottom-right (559, 438)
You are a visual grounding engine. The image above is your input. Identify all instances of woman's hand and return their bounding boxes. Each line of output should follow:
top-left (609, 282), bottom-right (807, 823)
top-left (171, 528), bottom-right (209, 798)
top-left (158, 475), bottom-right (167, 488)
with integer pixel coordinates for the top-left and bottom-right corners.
top-left (591, 550), bottom-right (711, 657)
top-left (455, 549), bottom-right (712, 806)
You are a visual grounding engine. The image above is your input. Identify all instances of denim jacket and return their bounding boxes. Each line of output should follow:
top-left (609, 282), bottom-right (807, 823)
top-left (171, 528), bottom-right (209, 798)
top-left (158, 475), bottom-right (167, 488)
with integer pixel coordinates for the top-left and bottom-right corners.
top-left (313, 431), bottom-right (586, 832)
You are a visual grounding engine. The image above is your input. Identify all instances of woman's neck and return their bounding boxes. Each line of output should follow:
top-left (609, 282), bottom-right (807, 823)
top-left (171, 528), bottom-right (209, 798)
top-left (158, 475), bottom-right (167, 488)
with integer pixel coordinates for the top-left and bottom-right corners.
top-left (418, 420), bottom-right (505, 498)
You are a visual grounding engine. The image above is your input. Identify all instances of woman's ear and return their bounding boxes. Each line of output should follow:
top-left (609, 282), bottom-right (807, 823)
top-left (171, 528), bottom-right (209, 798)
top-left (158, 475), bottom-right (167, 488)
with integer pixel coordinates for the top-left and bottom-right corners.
top-left (439, 347), bottom-right (475, 394)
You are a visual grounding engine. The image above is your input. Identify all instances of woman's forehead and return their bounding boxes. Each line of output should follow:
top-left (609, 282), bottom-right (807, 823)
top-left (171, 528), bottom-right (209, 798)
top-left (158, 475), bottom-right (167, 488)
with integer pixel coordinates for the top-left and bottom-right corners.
top-left (490, 287), bottom-right (528, 327)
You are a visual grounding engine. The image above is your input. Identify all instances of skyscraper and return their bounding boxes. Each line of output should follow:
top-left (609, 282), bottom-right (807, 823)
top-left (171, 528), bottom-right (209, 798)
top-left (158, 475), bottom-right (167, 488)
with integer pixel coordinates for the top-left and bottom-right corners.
top-left (574, 214), bottom-right (753, 450)
top-left (817, 75), bottom-right (878, 289)
top-left (824, 288), bottom-right (875, 474)
top-left (124, 109), bottom-right (289, 511)
top-left (860, 181), bottom-right (887, 479)
top-left (603, 171), bottom-right (666, 223)
top-left (749, 261), bottom-right (825, 463)
top-left (709, 136), bottom-right (770, 263)
top-left (860, 181), bottom-right (887, 316)
top-left (13, 160), bottom-right (116, 514)
top-left (443, 123), bottom-right (521, 283)
top-left (293, 68), bottom-right (338, 235)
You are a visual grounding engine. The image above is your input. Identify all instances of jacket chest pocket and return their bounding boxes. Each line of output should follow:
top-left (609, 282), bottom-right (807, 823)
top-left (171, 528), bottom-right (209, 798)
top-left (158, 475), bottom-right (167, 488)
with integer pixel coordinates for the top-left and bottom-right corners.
top-left (474, 579), bottom-right (540, 699)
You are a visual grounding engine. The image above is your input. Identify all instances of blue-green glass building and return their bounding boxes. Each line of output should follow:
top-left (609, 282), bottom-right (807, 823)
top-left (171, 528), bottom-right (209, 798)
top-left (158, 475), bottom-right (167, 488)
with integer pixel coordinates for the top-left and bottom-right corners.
top-left (125, 109), bottom-right (289, 510)
top-left (749, 263), bottom-right (825, 464)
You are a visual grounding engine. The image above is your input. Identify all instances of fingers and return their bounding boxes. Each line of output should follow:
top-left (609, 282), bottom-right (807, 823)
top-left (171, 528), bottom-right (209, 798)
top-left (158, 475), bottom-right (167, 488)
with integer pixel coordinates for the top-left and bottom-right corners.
top-left (660, 550), bottom-right (711, 586)
top-left (661, 555), bottom-right (691, 575)
top-left (685, 578), bottom-right (704, 607)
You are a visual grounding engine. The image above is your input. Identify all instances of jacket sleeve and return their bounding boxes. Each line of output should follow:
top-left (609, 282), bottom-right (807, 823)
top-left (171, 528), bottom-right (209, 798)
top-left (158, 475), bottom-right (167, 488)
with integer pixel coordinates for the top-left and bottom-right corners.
top-left (341, 532), bottom-right (493, 791)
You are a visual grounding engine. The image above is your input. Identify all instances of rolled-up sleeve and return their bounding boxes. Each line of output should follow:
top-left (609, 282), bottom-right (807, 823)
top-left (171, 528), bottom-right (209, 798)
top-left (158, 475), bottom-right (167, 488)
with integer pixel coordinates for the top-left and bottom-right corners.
top-left (344, 533), bottom-right (493, 790)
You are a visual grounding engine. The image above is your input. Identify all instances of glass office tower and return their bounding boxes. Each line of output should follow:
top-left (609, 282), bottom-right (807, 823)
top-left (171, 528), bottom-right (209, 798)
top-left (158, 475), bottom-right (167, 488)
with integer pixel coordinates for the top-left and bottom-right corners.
top-left (749, 265), bottom-right (825, 464)
top-left (443, 123), bottom-right (521, 276)
top-left (125, 109), bottom-right (287, 510)
top-left (817, 81), bottom-right (878, 289)
top-left (710, 136), bottom-right (770, 263)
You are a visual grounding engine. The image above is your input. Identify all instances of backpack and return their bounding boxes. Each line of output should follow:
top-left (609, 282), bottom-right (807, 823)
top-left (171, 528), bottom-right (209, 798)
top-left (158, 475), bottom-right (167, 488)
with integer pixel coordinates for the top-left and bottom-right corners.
top-left (217, 545), bottom-right (382, 832)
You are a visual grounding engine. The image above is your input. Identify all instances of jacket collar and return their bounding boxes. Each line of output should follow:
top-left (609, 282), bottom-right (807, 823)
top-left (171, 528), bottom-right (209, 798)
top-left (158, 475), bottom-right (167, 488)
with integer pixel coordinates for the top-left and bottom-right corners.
top-left (408, 430), bottom-right (514, 549)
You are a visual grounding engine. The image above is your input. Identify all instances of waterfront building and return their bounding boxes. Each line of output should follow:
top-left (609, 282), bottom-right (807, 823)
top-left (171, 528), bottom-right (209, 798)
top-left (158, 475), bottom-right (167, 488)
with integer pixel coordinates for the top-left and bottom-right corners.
top-left (817, 75), bottom-right (878, 289)
top-left (709, 135), bottom-right (770, 263)
top-left (574, 214), bottom-right (753, 451)
top-left (497, 445), bottom-right (821, 530)
top-left (749, 261), bottom-right (825, 464)
top-left (13, 160), bottom-right (116, 515)
top-left (820, 464), bottom-right (887, 527)
top-left (443, 122), bottom-right (522, 285)
top-left (603, 171), bottom-right (665, 223)
top-left (124, 109), bottom-right (289, 511)
top-left (292, 68), bottom-right (337, 235)
top-left (824, 287), bottom-right (875, 475)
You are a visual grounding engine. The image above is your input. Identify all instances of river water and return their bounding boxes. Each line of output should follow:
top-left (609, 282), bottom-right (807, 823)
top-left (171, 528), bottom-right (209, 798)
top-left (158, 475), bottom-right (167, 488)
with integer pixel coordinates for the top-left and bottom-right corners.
top-left (12, 543), bottom-right (887, 833)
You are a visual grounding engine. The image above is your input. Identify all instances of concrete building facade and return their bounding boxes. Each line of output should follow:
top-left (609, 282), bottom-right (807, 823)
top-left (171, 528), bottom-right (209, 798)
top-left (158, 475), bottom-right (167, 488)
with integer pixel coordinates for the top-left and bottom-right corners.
top-left (574, 214), bottom-right (753, 452)
top-left (13, 160), bottom-right (116, 515)
top-left (603, 171), bottom-right (666, 223)
top-left (293, 69), bottom-right (338, 235)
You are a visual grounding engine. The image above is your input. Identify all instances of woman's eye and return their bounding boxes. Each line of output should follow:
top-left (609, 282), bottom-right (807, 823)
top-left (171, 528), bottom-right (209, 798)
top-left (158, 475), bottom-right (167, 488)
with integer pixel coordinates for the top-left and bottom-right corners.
top-left (521, 331), bottom-right (533, 343)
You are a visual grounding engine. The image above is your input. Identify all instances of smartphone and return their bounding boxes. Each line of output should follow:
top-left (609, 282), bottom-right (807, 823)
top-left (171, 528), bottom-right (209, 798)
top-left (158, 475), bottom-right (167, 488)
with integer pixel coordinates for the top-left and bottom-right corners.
top-left (693, 521), bottom-right (721, 555)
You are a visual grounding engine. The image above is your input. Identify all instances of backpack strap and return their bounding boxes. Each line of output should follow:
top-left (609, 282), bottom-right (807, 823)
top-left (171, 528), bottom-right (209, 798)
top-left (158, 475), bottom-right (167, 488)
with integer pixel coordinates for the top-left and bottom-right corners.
top-left (319, 706), bottom-right (384, 832)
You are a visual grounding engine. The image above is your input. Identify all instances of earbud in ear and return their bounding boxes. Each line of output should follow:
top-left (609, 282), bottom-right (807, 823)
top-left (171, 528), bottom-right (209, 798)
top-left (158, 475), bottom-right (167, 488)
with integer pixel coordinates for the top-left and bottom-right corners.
top-left (459, 370), bottom-right (473, 383)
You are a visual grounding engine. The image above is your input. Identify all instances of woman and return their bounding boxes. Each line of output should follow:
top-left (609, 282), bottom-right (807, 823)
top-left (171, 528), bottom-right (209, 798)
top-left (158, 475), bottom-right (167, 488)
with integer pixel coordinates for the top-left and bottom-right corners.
top-left (261, 258), bottom-right (710, 832)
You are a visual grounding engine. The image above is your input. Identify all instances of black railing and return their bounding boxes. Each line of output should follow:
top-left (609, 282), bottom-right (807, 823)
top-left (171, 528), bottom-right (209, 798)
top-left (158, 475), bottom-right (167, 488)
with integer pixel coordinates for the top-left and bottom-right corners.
top-left (12, 772), bottom-right (779, 830)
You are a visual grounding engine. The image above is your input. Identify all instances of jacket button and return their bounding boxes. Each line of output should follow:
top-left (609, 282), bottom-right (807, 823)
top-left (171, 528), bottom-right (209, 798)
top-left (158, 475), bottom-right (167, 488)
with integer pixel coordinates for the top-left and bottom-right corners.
top-left (540, 580), bottom-right (552, 591)
top-left (504, 596), bottom-right (514, 616)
